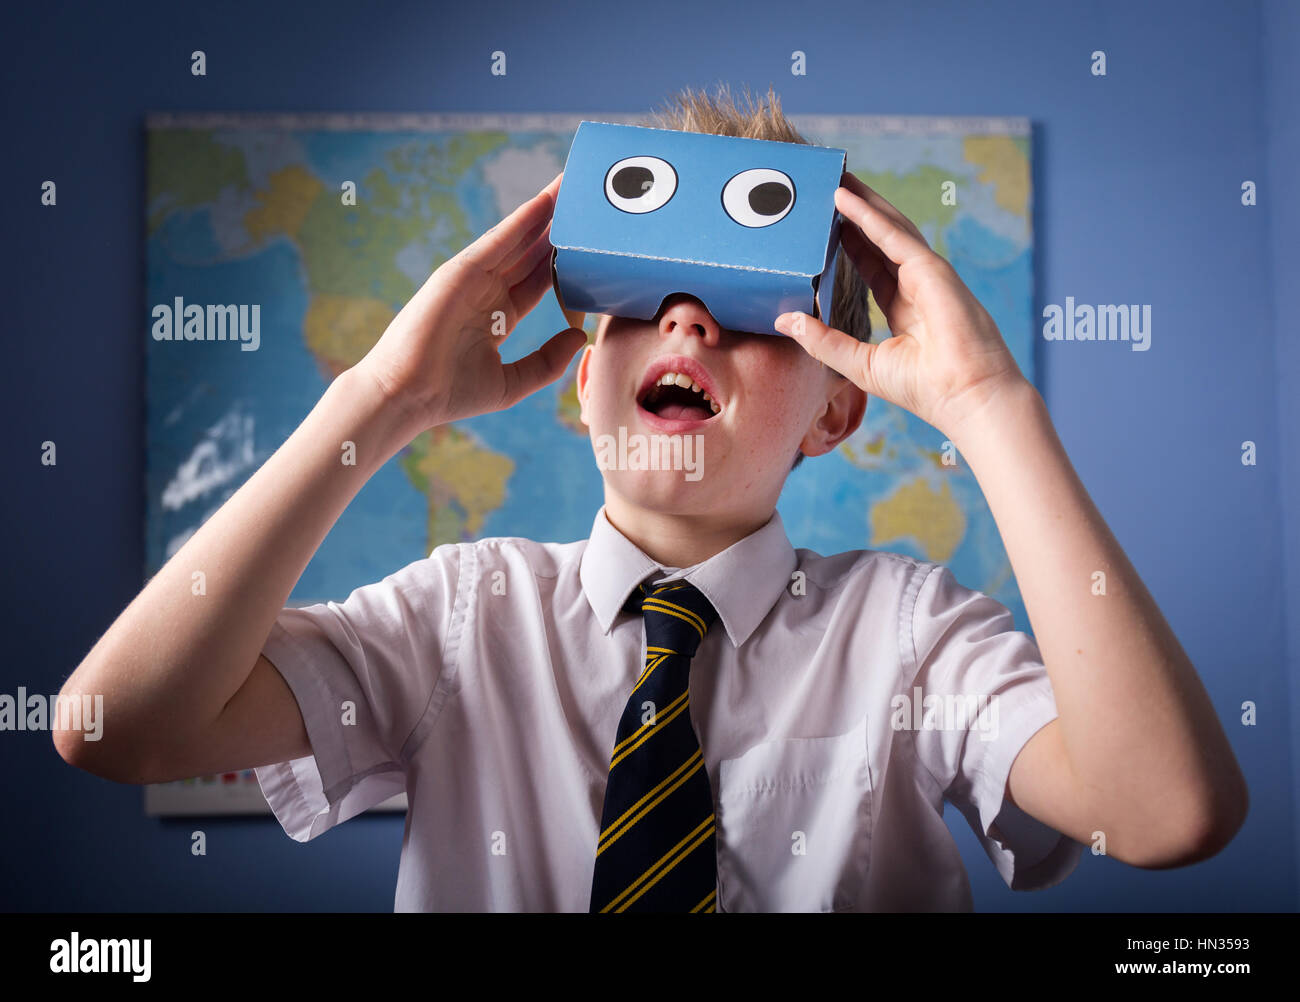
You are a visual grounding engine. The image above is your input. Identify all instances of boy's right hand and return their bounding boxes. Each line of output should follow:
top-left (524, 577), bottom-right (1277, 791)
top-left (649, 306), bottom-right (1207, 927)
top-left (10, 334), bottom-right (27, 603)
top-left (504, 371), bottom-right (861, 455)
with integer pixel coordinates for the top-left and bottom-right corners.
top-left (355, 171), bottom-right (587, 435)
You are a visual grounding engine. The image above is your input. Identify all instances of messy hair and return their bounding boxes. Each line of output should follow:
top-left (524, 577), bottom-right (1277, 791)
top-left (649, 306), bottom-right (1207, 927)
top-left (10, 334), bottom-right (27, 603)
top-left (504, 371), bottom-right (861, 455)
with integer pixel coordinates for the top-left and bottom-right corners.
top-left (637, 82), bottom-right (871, 470)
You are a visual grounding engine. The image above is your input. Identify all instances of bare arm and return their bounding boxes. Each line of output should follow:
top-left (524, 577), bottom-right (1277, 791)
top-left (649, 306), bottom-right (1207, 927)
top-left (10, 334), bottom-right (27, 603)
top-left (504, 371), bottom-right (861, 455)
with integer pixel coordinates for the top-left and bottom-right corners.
top-left (56, 368), bottom-right (421, 782)
top-left (56, 171), bottom-right (585, 784)
top-left (779, 170), bottom-right (1248, 867)
top-left (951, 378), bottom-right (1248, 867)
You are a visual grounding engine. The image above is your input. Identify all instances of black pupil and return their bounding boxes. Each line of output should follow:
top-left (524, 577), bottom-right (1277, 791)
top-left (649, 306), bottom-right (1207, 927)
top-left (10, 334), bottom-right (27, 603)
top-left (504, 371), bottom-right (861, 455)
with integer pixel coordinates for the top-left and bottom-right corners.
top-left (750, 181), bottom-right (791, 216)
top-left (614, 166), bottom-right (655, 199)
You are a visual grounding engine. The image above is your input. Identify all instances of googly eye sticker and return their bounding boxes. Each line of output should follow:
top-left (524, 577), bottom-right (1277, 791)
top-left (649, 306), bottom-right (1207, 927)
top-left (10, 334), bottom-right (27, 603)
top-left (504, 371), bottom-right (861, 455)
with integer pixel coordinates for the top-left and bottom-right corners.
top-left (605, 156), bottom-right (678, 213)
top-left (722, 168), bottom-right (795, 227)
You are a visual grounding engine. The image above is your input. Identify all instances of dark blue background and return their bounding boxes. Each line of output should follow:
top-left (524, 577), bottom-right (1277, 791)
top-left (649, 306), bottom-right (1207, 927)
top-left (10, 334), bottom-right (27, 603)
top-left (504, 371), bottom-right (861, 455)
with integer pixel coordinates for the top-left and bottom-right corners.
top-left (2, 0), bottom-right (1296, 911)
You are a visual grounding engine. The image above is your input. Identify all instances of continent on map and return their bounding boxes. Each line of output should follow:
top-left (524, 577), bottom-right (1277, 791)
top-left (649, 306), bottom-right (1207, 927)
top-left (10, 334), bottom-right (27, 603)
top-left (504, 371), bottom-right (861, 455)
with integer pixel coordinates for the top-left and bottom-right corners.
top-left (849, 165), bottom-right (959, 257)
top-left (146, 118), bottom-right (1032, 630)
top-left (244, 165), bottom-right (323, 243)
top-left (231, 133), bottom-right (519, 550)
top-left (961, 135), bottom-right (1030, 218)
top-left (302, 293), bottom-right (396, 380)
top-left (869, 477), bottom-right (967, 564)
top-left (401, 426), bottom-right (514, 547)
top-left (147, 130), bottom-right (251, 233)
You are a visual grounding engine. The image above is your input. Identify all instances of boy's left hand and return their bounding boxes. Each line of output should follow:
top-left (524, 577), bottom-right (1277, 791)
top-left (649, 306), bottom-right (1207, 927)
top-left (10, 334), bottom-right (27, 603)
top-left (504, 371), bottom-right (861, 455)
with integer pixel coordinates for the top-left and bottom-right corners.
top-left (775, 171), bottom-right (1028, 441)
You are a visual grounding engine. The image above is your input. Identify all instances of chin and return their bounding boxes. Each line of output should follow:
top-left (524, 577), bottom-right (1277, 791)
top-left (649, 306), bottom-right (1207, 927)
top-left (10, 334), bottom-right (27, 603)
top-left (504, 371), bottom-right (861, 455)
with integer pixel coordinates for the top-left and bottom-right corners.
top-left (589, 419), bottom-right (711, 485)
top-left (601, 469), bottom-right (720, 515)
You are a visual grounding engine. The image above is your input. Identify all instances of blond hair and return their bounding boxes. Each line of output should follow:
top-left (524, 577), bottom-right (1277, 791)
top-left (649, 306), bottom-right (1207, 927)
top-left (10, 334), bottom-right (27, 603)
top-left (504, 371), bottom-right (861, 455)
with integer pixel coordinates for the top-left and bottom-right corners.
top-left (636, 82), bottom-right (872, 345)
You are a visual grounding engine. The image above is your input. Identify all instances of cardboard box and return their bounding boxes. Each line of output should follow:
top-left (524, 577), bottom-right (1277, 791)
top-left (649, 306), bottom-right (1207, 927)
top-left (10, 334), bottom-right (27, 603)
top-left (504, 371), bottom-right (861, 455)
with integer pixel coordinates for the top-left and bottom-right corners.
top-left (550, 120), bottom-right (847, 337)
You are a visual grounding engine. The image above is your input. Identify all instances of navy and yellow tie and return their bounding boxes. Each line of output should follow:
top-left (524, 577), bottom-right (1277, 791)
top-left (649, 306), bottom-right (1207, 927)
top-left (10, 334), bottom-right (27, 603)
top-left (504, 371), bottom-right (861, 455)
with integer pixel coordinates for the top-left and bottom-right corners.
top-left (589, 579), bottom-right (720, 913)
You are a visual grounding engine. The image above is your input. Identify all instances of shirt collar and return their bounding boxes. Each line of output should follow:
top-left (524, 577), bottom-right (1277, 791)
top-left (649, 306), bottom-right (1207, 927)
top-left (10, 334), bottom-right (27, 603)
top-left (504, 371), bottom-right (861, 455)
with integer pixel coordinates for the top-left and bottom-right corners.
top-left (579, 504), bottom-right (797, 648)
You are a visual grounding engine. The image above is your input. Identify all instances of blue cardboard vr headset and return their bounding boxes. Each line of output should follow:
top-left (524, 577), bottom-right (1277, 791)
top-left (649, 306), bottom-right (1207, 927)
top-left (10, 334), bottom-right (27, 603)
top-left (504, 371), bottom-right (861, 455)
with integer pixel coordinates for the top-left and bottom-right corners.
top-left (549, 121), bottom-right (847, 336)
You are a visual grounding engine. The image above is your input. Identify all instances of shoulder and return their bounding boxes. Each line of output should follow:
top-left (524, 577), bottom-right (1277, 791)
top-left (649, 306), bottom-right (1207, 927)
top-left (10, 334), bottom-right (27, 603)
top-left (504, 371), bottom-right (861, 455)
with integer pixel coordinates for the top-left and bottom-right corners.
top-left (792, 544), bottom-right (940, 599)
top-left (339, 534), bottom-right (583, 598)
top-left (791, 546), bottom-right (1007, 645)
top-left (429, 534), bottom-right (588, 582)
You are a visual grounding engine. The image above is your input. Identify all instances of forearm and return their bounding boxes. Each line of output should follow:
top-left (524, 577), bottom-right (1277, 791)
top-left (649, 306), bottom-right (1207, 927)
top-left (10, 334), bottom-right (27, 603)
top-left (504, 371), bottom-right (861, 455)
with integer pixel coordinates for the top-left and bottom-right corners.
top-left (59, 363), bottom-right (422, 768)
top-left (948, 378), bottom-right (1247, 842)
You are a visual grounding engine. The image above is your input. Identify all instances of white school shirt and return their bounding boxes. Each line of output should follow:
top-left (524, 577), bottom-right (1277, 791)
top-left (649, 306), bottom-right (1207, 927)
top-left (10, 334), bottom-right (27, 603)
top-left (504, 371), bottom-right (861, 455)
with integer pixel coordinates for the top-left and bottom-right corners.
top-left (254, 505), bottom-right (1081, 911)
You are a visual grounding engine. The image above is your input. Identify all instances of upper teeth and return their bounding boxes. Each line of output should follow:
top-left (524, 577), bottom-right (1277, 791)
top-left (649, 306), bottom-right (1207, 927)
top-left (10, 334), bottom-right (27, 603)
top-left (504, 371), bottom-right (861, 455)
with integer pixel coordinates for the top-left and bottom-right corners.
top-left (655, 371), bottom-right (721, 413)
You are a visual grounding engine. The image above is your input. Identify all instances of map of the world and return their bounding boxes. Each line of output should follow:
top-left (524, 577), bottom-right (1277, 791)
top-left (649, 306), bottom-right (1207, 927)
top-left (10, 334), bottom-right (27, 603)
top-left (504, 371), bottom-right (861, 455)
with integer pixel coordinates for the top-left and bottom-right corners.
top-left (145, 112), bottom-right (1036, 630)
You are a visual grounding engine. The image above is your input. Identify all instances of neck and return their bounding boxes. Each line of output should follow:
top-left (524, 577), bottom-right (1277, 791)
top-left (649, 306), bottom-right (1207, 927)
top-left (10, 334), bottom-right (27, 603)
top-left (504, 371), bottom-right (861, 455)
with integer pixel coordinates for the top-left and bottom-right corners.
top-left (602, 490), bottom-right (773, 568)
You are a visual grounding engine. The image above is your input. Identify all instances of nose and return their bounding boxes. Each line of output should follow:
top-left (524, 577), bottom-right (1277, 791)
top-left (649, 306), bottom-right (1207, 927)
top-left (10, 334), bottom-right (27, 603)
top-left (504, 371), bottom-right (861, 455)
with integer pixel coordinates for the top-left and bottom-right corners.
top-left (657, 293), bottom-right (723, 347)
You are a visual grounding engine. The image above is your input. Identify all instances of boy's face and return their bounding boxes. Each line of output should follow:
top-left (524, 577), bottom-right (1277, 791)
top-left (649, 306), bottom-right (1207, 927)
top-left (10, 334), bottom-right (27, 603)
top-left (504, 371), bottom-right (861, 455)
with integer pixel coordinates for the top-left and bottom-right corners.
top-left (575, 293), bottom-right (867, 524)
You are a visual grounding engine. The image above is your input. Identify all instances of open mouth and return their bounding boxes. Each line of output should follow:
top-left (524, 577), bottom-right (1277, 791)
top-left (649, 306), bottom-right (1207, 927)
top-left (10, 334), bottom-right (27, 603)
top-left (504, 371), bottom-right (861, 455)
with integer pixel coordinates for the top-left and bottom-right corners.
top-left (638, 372), bottom-right (721, 422)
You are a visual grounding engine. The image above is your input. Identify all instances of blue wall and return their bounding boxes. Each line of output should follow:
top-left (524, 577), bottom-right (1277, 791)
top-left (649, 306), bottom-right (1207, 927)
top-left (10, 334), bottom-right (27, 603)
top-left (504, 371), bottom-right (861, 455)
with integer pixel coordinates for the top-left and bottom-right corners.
top-left (1264, 0), bottom-right (1300, 906)
top-left (2, 0), bottom-right (1294, 911)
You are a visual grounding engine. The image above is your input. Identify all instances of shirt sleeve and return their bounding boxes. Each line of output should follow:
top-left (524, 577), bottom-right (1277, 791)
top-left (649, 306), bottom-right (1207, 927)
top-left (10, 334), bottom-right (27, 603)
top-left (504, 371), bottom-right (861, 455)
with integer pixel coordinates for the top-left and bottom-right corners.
top-left (907, 562), bottom-right (1082, 891)
top-left (253, 543), bottom-right (464, 842)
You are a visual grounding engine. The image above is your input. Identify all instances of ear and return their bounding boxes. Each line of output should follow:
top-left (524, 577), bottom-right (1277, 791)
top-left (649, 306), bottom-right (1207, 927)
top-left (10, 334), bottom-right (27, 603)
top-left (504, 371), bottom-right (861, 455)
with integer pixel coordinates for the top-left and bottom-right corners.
top-left (798, 374), bottom-right (867, 459)
top-left (575, 343), bottom-right (595, 426)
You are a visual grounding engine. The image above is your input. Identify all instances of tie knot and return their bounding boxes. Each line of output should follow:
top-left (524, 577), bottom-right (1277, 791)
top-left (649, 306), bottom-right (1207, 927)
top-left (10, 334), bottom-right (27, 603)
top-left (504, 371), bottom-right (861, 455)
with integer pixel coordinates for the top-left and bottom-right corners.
top-left (625, 579), bottom-right (718, 658)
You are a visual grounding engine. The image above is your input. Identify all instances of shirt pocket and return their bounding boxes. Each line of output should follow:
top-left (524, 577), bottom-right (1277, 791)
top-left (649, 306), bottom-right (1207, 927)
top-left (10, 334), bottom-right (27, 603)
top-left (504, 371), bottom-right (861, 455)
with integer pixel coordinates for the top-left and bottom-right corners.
top-left (714, 717), bottom-right (872, 912)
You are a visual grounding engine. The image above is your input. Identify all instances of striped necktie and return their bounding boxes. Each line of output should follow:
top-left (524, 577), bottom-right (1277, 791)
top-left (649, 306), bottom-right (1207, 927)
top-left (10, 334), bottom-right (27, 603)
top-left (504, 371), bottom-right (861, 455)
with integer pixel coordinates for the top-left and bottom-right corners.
top-left (589, 579), bottom-right (720, 913)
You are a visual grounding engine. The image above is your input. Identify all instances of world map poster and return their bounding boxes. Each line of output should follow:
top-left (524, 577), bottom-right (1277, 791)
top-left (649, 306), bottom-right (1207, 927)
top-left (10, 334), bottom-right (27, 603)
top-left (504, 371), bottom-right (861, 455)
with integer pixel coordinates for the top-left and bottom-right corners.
top-left (144, 110), bottom-right (1035, 647)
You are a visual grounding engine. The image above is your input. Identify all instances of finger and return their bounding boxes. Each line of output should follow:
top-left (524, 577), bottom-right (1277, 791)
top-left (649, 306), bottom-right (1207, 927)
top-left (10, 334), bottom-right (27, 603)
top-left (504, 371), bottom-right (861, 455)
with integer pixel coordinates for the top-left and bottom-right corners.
top-left (501, 213), bottom-right (588, 332)
top-left (494, 208), bottom-right (553, 276)
top-left (462, 172), bottom-right (564, 274)
top-left (400, 175), bottom-right (559, 324)
top-left (496, 174), bottom-right (565, 276)
top-left (835, 185), bottom-right (931, 270)
top-left (839, 170), bottom-right (926, 244)
top-left (504, 226), bottom-right (561, 325)
top-left (499, 327), bottom-right (588, 410)
top-left (502, 216), bottom-right (553, 288)
top-left (841, 223), bottom-right (897, 312)
top-left (484, 232), bottom-right (570, 351)
top-left (841, 220), bottom-right (894, 286)
top-left (774, 310), bottom-right (879, 397)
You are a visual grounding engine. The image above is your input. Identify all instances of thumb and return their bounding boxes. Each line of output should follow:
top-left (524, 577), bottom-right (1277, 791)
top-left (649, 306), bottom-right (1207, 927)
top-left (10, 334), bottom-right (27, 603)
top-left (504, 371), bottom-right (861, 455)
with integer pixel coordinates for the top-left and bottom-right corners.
top-left (775, 311), bottom-right (878, 396)
top-left (499, 327), bottom-right (588, 409)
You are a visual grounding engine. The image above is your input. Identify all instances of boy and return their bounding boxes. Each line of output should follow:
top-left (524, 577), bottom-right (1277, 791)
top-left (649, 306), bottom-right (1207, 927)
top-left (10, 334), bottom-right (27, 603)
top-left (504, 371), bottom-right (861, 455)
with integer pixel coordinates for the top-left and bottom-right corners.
top-left (56, 85), bottom-right (1248, 911)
